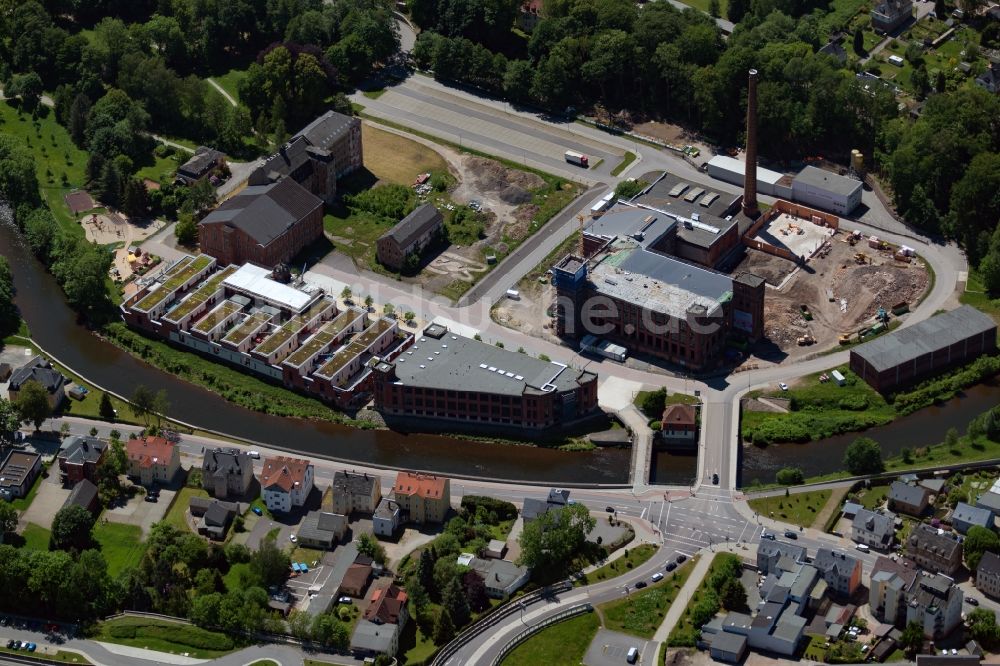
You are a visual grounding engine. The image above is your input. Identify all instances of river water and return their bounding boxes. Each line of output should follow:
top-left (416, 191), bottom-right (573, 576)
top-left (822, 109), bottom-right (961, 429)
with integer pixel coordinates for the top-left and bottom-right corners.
top-left (0, 219), bottom-right (634, 485)
top-left (741, 380), bottom-right (1000, 484)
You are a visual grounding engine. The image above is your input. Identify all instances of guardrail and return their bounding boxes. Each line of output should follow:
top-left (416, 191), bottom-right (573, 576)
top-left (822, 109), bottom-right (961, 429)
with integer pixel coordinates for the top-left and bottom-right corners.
top-left (490, 603), bottom-right (593, 666)
top-left (431, 580), bottom-right (573, 665)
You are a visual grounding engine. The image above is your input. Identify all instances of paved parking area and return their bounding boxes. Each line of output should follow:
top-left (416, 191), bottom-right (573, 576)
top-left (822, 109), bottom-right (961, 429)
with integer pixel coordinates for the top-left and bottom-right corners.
top-left (584, 629), bottom-right (654, 666)
top-left (19, 475), bottom-right (69, 530)
top-left (103, 489), bottom-right (175, 535)
top-left (244, 515), bottom-right (298, 551)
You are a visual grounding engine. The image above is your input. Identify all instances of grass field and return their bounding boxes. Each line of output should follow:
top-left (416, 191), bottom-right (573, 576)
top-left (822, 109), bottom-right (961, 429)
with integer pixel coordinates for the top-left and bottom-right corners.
top-left (21, 522), bottom-right (51, 550)
top-left (94, 616), bottom-right (236, 659)
top-left (667, 553), bottom-right (739, 647)
top-left (962, 268), bottom-right (1000, 323)
top-left (362, 123), bottom-right (449, 186)
top-left (248, 660), bottom-right (279, 666)
top-left (93, 522), bottom-right (146, 576)
top-left (162, 486), bottom-right (208, 532)
top-left (210, 68), bottom-right (247, 103)
top-left (611, 151), bottom-right (636, 177)
top-left (599, 558), bottom-right (696, 639)
top-left (577, 544), bottom-right (657, 586)
top-left (859, 484), bottom-right (890, 510)
top-left (136, 152), bottom-right (181, 187)
top-left (676, 0), bottom-right (729, 17)
top-left (0, 100), bottom-right (89, 232)
top-left (747, 490), bottom-right (832, 529)
top-left (501, 610), bottom-right (600, 665)
top-left (399, 613), bottom-right (438, 665)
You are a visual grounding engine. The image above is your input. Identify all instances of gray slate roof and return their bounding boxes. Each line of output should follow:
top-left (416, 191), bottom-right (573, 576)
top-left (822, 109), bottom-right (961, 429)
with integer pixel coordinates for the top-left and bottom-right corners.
top-left (853, 508), bottom-right (896, 543)
top-left (953, 502), bottom-right (992, 528)
top-left (889, 481), bottom-right (929, 509)
top-left (374, 498), bottom-right (399, 520)
top-left (469, 557), bottom-right (529, 590)
top-left (60, 436), bottom-right (107, 465)
top-left (177, 146), bottom-right (223, 180)
top-left (852, 305), bottom-right (997, 373)
top-left (297, 510), bottom-right (347, 544)
top-left (908, 523), bottom-right (962, 560)
top-left (793, 166), bottom-right (863, 196)
top-left (64, 479), bottom-right (98, 510)
top-left (202, 448), bottom-right (254, 483)
top-left (710, 631), bottom-right (747, 654)
top-left (813, 548), bottom-right (860, 579)
top-left (254, 111), bottom-right (358, 182)
top-left (978, 550), bottom-right (1000, 577)
top-left (332, 471), bottom-right (378, 498)
top-left (199, 177), bottom-right (322, 246)
top-left (9, 356), bottom-right (65, 393)
top-left (378, 204), bottom-right (443, 248)
top-left (351, 619), bottom-right (399, 653)
top-left (976, 491), bottom-right (1000, 514)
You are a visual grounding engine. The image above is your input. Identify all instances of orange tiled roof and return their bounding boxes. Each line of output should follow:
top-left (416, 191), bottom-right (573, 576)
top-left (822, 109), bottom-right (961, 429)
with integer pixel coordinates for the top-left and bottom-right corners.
top-left (363, 583), bottom-right (408, 624)
top-left (126, 436), bottom-right (175, 469)
top-left (261, 456), bottom-right (311, 493)
top-left (662, 403), bottom-right (696, 426)
top-left (394, 471), bottom-right (446, 499)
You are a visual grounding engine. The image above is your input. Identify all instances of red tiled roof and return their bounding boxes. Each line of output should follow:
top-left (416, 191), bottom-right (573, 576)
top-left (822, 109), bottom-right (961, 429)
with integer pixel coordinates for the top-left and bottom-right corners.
top-left (394, 471), bottom-right (446, 499)
top-left (126, 436), bottom-right (175, 469)
top-left (363, 583), bottom-right (408, 624)
top-left (261, 456), bottom-right (311, 493)
top-left (662, 403), bottom-right (696, 426)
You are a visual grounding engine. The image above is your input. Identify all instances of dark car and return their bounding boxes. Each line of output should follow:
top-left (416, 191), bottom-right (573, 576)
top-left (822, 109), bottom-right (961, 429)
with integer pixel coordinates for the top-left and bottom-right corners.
top-left (676, 554), bottom-right (687, 563)
top-left (7, 640), bottom-right (16, 649)
top-left (965, 597), bottom-right (980, 606)
top-left (606, 506), bottom-right (615, 513)
top-left (784, 531), bottom-right (798, 540)
top-left (762, 532), bottom-right (775, 540)
top-left (252, 506), bottom-right (263, 516)
top-left (144, 494), bottom-right (157, 503)
top-left (635, 581), bottom-right (648, 589)
top-left (665, 562), bottom-right (677, 572)
top-left (712, 473), bottom-right (719, 485)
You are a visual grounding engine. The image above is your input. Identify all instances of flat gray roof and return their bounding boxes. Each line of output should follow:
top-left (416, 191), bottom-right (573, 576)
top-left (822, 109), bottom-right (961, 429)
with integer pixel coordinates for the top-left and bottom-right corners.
top-left (711, 631), bottom-right (747, 653)
top-left (793, 166), bottom-right (863, 197)
top-left (852, 305), bottom-right (997, 372)
top-left (389, 329), bottom-right (591, 397)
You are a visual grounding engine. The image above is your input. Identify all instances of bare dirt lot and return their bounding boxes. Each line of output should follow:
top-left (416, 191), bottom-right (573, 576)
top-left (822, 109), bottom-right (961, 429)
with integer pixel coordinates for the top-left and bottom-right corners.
top-left (737, 229), bottom-right (930, 359)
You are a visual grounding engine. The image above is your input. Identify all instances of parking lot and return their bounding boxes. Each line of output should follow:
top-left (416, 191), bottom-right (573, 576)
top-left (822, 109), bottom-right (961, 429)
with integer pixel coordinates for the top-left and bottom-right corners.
top-left (103, 488), bottom-right (175, 535)
top-left (584, 629), bottom-right (655, 666)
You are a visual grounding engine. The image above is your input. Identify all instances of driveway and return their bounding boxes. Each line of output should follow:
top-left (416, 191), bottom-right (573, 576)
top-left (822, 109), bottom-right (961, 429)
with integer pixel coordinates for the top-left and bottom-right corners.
top-left (584, 629), bottom-right (655, 666)
top-left (244, 514), bottom-right (299, 551)
top-left (19, 474), bottom-right (69, 530)
top-left (103, 488), bottom-right (175, 536)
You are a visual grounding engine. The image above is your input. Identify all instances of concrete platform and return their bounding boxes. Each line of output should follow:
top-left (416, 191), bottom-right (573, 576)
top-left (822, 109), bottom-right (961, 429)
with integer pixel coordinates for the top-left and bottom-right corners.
top-left (584, 629), bottom-right (655, 666)
top-left (752, 213), bottom-right (833, 260)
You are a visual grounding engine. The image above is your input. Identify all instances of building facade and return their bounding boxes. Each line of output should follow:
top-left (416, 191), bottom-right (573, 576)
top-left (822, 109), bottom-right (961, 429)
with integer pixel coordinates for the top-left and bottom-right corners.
top-left (394, 471), bottom-right (450, 525)
top-left (57, 436), bottom-right (107, 484)
top-left (852, 508), bottom-right (896, 550)
top-left (331, 471), bottom-right (382, 515)
top-left (8, 356), bottom-right (66, 408)
top-left (905, 573), bottom-right (963, 639)
top-left (871, 0), bottom-right (914, 32)
top-left (906, 524), bottom-right (963, 575)
top-left (126, 436), bottom-right (181, 486)
top-left (975, 551), bottom-right (1000, 599)
top-left (260, 456), bottom-right (314, 513)
top-left (0, 451), bottom-right (41, 500)
top-left (202, 448), bottom-right (254, 499)
top-left (812, 548), bottom-right (862, 598)
top-left (376, 204), bottom-right (443, 272)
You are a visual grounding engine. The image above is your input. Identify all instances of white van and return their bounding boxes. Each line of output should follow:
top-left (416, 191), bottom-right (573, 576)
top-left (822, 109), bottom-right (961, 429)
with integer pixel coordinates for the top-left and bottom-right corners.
top-left (626, 647), bottom-right (639, 664)
top-left (856, 543), bottom-right (870, 552)
top-left (506, 289), bottom-right (520, 300)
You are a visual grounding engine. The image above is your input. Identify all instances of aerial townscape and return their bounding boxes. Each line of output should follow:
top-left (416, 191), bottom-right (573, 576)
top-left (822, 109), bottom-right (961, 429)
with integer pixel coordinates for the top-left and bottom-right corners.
top-left (0, 1), bottom-right (999, 666)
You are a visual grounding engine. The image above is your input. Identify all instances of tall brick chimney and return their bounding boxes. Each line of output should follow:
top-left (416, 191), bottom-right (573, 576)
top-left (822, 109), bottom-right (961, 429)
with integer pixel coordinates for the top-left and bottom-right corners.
top-left (742, 68), bottom-right (760, 218)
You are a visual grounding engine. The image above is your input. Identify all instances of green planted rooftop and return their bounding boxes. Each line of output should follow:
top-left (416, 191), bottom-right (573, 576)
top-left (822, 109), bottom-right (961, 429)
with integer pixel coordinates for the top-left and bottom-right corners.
top-left (316, 318), bottom-right (394, 379)
top-left (284, 309), bottom-right (363, 368)
top-left (134, 255), bottom-right (214, 312)
top-left (253, 298), bottom-right (335, 357)
top-left (193, 300), bottom-right (242, 334)
top-left (222, 312), bottom-right (272, 346)
top-left (164, 265), bottom-right (238, 323)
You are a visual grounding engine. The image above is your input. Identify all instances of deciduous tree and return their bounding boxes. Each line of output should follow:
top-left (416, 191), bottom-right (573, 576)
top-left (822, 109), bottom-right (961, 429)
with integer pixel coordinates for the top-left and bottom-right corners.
top-left (15, 380), bottom-right (51, 430)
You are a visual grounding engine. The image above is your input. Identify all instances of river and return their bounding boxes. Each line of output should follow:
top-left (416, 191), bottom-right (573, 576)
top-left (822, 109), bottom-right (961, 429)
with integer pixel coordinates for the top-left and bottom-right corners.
top-left (0, 218), bottom-right (632, 485)
top-left (741, 380), bottom-right (1000, 484)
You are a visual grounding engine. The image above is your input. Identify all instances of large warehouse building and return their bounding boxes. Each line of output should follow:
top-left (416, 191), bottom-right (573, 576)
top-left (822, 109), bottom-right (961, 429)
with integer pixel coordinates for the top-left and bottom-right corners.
top-left (850, 305), bottom-right (997, 392)
top-left (707, 155), bottom-right (792, 199)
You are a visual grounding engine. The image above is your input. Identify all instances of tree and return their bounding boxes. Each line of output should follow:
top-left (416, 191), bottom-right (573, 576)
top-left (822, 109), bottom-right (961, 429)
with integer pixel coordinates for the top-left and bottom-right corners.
top-left (967, 609), bottom-right (1000, 649)
top-left (727, 0), bottom-right (747, 22)
top-left (7, 72), bottom-right (43, 111)
top-left (934, 0), bottom-right (947, 17)
top-left (638, 388), bottom-right (666, 418)
top-left (418, 548), bottom-right (436, 592)
top-left (963, 526), bottom-right (1000, 570)
top-left (708, 0), bottom-right (720, 16)
top-left (518, 503), bottom-right (596, 573)
top-left (0, 256), bottom-right (15, 337)
top-left (151, 389), bottom-right (169, 426)
top-left (50, 504), bottom-right (95, 552)
top-left (0, 135), bottom-right (41, 209)
top-left (357, 532), bottom-right (387, 564)
top-left (462, 570), bottom-right (490, 613)
top-left (775, 467), bottom-right (803, 485)
top-left (900, 620), bottom-right (924, 655)
top-left (719, 576), bottom-right (747, 611)
top-left (843, 437), bottom-right (884, 475)
top-left (131, 384), bottom-right (155, 425)
top-left (364, 295), bottom-right (373, 308)
top-left (853, 28), bottom-right (864, 55)
top-left (250, 538), bottom-right (290, 587)
top-left (945, 427), bottom-right (959, 449)
top-left (935, 70), bottom-right (946, 94)
top-left (434, 609), bottom-right (456, 644)
top-left (175, 211), bottom-right (198, 246)
top-left (340, 286), bottom-right (352, 301)
top-left (15, 380), bottom-right (51, 430)
top-left (0, 501), bottom-right (18, 535)
top-left (99, 392), bottom-right (116, 421)
top-left (615, 179), bottom-right (647, 200)
top-left (0, 397), bottom-right (20, 444)
top-left (69, 94), bottom-right (92, 149)
top-left (443, 576), bottom-right (470, 627)
top-left (122, 179), bottom-right (149, 219)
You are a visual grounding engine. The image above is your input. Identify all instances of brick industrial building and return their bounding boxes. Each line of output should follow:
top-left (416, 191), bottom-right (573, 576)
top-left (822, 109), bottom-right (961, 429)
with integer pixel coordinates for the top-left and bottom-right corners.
top-left (373, 323), bottom-right (598, 431)
top-left (199, 178), bottom-right (323, 268)
top-left (850, 305), bottom-right (997, 392)
top-left (376, 204), bottom-right (444, 271)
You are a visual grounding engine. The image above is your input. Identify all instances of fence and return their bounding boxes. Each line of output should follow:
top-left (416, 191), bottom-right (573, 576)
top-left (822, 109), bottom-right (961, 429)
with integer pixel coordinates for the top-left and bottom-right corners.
top-left (490, 603), bottom-right (594, 666)
top-left (431, 580), bottom-right (573, 665)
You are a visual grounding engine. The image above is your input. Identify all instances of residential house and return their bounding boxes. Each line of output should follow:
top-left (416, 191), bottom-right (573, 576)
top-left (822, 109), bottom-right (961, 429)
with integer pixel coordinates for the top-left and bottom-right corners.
top-left (661, 403), bottom-right (698, 442)
top-left (888, 481), bottom-right (930, 516)
top-left (296, 511), bottom-right (348, 549)
top-left (842, 501), bottom-right (862, 519)
top-left (818, 40), bottom-right (848, 63)
top-left (126, 436), bottom-right (180, 486)
top-left (189, 497), bottom-right (237, 540)
top-left (57, 436), bottom-right (107, 484)
top-left (62, 479), bottom-right (99, 514)
top-left (756, 540), bottom-right (807, 576)
top-left (813, 548), bottom-right (862, 598)
top-left (747, 602), bottom-right (807, 657)
top-left (468, 557), bottom-right (531, 598)
top-left (975, 490), bottom-right (1000, 517)
top-left (975, 551), bottom-right (1000, 599)
top-left (522, 488), bottom-right (571, 523)
top-left (0, 451), bottom-right (41, 500)
top-left (708, 630), bottom-right (749, 663)
top-left (376, 204), bottom-right (443, 272)
top-left (918, 478), bottom-right (947, 495)
top-left (175, 146), bottom-right (225, 186)
top-left (8, 356), bottom-right (66, 408)
top-left (952, 502), bottom-right (993, 535)
top-left (351, 580), bottom-right (408, 657)
top-left (870, 556), bottom-right (918, 624)
top-left (852, 508), bottom-right (896, 550)
top-left (906, 524), bottom-right (963, 575)
top-left (199, 178), bottom-right (324, 268)
top-left (905, 572), bottom-right (963, 639)
top-left (330, 471), bottom-right (381, 516)
top-left (975, 61), bottom-right (1000, 95)
top-left (260, 456), bottom-right (314, 513)
top-left (249, 111), bottom-right (363, 205)
top-left (871, 0), bottom-right (913, 32)
top-left (393, 471), bottom-right (451, 525)
top-left (202, 448), bottom-right (254, 499)
top-left (372, 497), bottom-right (401, 538)
top-left (339, 556), bottom-right (374, 598)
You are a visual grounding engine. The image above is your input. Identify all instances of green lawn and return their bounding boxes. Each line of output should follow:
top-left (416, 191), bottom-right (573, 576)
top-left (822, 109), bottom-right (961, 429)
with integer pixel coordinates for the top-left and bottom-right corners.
top-left (51, 358), bottom-right (137, 425)
top-left (962, 267), bottom-right (1000, 324)
top-left (747, 490), bottom-right (832, 529)
top-left (577, 544), bottom-right (657, 586)
top-left (599, 557), bottom-right (696, 639)
top-left (136, 152), bottom-right (181, 187)
top-left (501, 610), bottom-right (599, 665)
top-left (21, 522), bottom-right (51, 550)
top-left (210, 68), bottom-right (247, 103)
top-left (162, 486), bottom-right (208, 532)
top-left (93, 616), bottom-right (236, 659)
top-left (803, 634), bottom-right (829, 662)
top-left (859, 484), bottom-right (890, 510)
top-left (0, 100), bottom-right (89, 233)
top-left (93, 522), bottom-right (146, 576)
top-left (818, 0), bottom-right (871, 34)
top-left (668, 553), bottom-right (739, 646)
top-left (675, 0), bottom-right (729, 18)
top-left (400, 613), bottom-right (439, 666)
top-left (611, 151), bottom-right (636, 177)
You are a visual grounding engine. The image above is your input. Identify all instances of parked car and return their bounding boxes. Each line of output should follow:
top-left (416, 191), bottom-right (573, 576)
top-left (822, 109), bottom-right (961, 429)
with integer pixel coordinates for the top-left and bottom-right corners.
top-left (651, 573), bottom-right (664, 582)
top-left (338, 597), bottom-right (353, 604)
top-left (784, 531), bottom-right (798, 539)
top-left (7, 640), bottom-right (16, 649)
top-left (965, 597), bottom-right (980, 606)
top-left (252, 506), bottom-right (263, 516)
top-left (762, 532), bottom-right (775, 540)
top-left (248, 450), bottom-right (261, 459)
top-left (144, 494), bottom-right (157, 503)
top-left (606, 506), bottom-right (615, 513)
top-left (665, 562), bottom-right (677, 572)
top-left (676, 554), bottom-right (687, 563)
top-left (26, 643), bottom-right (35, 652)
top-left (779, 382), bottom-right (789, 391)
top-left (289, 534), bottom-right (297, 543)
top-left (635, 581), bottom-right (647, 589)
